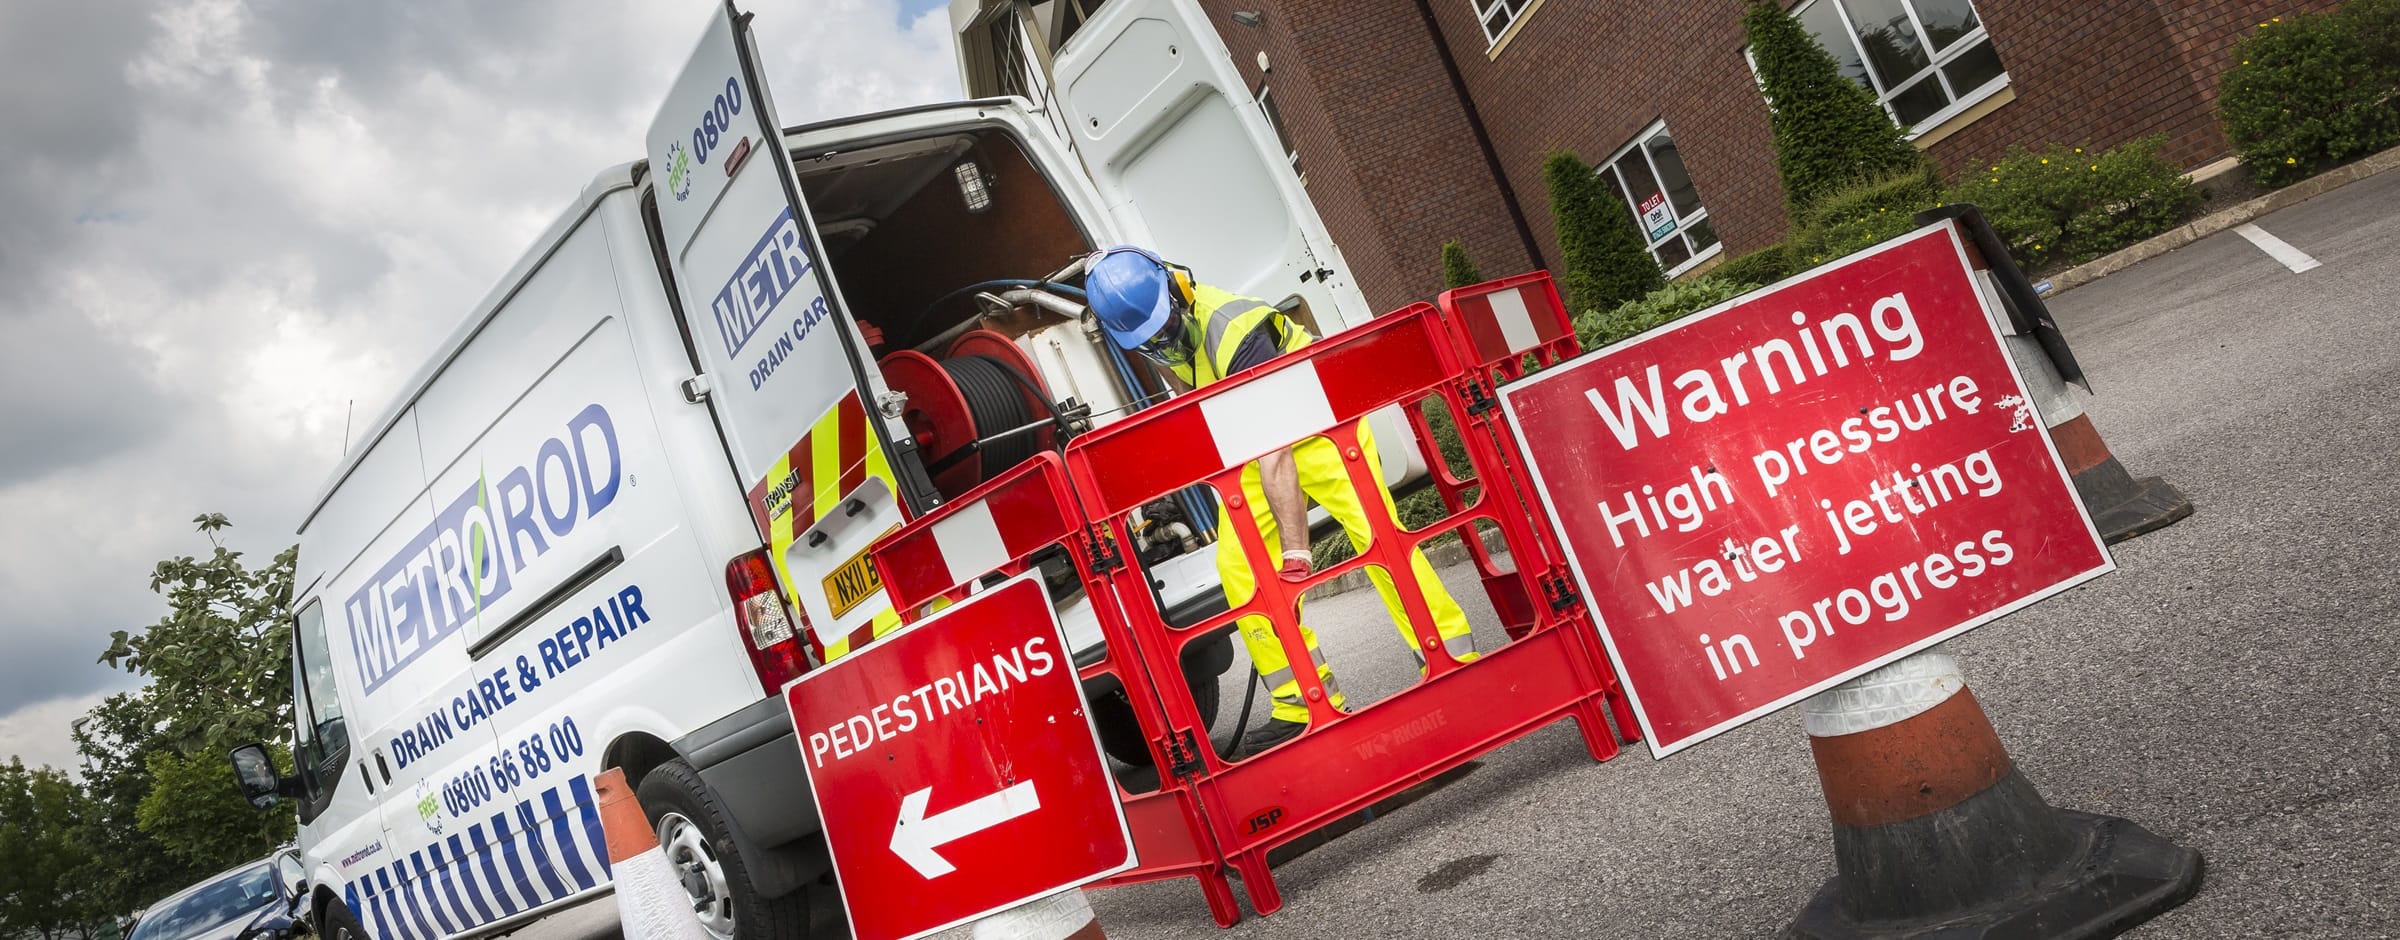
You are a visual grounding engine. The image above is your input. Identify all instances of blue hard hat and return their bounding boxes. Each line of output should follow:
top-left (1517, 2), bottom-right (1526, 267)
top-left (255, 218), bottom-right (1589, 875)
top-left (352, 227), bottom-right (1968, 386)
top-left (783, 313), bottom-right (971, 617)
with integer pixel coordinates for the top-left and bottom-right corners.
top-left (1085, 246), bottom-right (1176, 349)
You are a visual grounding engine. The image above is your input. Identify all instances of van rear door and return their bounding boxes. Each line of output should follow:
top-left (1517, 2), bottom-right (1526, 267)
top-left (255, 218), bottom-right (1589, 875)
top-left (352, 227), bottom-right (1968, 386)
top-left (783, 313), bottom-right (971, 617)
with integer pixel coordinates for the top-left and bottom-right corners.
top-left (1046, 0), bottom-right (1372, 334)
top-left (645, 2), bottom-right (937, 662)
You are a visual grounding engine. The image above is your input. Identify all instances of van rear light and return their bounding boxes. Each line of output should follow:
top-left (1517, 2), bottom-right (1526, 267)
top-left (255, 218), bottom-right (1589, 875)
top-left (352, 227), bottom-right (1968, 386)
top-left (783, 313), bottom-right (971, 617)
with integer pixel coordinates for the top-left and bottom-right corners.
top-left (725, 548), bottom-right (813, 693)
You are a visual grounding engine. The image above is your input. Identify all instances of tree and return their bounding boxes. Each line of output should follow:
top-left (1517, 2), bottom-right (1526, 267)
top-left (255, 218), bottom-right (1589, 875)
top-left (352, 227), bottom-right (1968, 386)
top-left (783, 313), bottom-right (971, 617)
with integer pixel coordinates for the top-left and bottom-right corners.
top-left (1440, 240), bottom-right (1484, 289)
top-left (1542, 150), bottom-right (1662, 315)
top-left (0, 759), bottom-right (95, 940)
top-left (1743, 0), bottom-right (1926, 215)
top-left (74, 514), bottom-right (298, 917)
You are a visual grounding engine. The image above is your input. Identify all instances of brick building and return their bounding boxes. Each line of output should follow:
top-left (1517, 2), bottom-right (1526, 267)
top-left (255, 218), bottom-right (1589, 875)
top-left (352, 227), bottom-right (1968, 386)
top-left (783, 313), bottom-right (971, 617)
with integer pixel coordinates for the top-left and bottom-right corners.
top-left (1160, 0), bottom-right (2335, 312)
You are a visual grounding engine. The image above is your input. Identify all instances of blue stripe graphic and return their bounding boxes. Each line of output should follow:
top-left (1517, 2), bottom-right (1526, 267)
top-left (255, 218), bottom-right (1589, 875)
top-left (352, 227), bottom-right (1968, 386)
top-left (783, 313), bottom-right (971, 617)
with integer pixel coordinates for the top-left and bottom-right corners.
top-left (542, 786), bottom-right (598, 889)
top-left (468, 823), bottom-right (521, 916)
top-left (444, 833), bottom-right (499, 923)
top-left (424, 841), bottom-right (479, 928)
top-left (569, 776), bottom-right (615, 878)
top-left (359, 868), bottom-right (400, 940)
top-left (405, 852), bottom-right (458, 936)
top-left (380, 867), bottom-right (430, 940)
top-left (489, 810), bottom-right (552, 904)
top-left (513, 801), bottom-right (573, 899)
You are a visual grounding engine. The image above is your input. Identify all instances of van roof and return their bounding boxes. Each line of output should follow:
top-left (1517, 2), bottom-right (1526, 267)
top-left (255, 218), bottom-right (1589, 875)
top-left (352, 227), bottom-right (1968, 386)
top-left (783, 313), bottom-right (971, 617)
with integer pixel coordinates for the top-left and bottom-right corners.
top-left (297, 98), bottom-right (1035, 533)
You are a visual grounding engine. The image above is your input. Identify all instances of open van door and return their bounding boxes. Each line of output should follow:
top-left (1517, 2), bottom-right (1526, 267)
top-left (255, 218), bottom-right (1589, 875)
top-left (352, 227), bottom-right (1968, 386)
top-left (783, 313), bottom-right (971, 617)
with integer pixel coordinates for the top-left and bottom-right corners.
top-left (1043, 0), bottom-right (1428, 487)
top-left (645, 2), bottom-right (939, 662)
top-left (1046, 0), bottom-right (1373, 334)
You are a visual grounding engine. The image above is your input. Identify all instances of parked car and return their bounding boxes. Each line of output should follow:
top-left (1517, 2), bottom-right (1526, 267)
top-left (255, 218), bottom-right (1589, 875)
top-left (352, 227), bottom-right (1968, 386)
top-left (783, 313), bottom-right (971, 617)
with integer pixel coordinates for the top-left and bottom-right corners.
top-left (124, 848), bottom-right (310, 940)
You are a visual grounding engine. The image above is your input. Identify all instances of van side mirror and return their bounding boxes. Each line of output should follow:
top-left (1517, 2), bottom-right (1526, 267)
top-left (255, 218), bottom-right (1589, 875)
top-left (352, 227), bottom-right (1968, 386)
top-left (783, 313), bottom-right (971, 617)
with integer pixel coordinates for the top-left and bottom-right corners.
top-left (229, 744), bottom-right (299, 809)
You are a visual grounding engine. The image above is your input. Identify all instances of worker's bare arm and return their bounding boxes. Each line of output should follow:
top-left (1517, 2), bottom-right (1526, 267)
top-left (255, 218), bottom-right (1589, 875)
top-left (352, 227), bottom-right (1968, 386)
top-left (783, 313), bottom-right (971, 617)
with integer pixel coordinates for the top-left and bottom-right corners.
top-left (1257, 446), bottom-right (1310, 558)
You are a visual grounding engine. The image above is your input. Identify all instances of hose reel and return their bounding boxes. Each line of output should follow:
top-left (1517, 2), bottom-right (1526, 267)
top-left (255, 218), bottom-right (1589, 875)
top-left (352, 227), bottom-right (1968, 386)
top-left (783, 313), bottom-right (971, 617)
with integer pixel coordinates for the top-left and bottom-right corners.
top-left (877, 330), bottom-right (1064, 500)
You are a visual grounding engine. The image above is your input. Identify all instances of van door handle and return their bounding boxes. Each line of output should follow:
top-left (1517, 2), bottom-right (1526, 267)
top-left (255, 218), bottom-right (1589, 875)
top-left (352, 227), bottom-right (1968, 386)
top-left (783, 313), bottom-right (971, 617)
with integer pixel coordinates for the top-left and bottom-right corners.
top-left (372, 747), bottom-right (393, 784)
top-left (359, 760), bottom-right (376, 794)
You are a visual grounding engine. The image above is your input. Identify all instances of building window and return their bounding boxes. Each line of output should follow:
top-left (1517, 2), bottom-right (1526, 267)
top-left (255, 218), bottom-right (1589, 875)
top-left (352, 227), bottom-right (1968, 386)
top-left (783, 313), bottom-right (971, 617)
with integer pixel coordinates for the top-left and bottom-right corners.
top-left (1788, 0), bottom-right (2009, 132)
top-left (1255, 85), bottom-right (1304, 181)
top-left (1599, 122), bottom-right (1721, 277)
top-left (1472, 0), bottom-right (1532, 45)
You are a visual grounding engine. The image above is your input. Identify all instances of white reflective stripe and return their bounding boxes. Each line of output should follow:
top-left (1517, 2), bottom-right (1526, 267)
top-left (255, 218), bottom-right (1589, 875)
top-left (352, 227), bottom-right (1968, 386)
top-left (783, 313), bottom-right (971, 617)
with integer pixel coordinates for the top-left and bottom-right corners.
top-left (1801, 648), bottom-right (1965, 737)
top-left (2003, 334), bottom-right (2083, 427)
top-left (1199, 360), bottom-right (1336, 467)
top-left (972, 888), bottom-right (1096, 940)
top-left (932, 500), bottom-right (1010, 587)
top-left (614, 847), bottom-right (720, 940)
top-left (1487, 287), bottom-right (1542, 353)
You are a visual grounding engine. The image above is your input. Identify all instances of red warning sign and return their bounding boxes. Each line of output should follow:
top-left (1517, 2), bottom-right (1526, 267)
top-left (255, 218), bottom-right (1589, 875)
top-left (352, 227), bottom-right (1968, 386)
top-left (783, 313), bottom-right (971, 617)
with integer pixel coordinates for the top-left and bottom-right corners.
top-left (785, 573), bottom-right (1134, 939)
top-left (1499, 224), bottom-right (2111, 757)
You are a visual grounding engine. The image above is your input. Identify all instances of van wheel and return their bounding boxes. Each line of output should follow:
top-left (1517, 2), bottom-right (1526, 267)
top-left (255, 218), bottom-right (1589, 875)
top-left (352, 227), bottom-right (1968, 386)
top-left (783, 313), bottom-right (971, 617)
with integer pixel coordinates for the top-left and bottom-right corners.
top-left (1092, 676), bottom-right (1221, 768)
top-left (317, 897), bottom-right (369, 940)
top-left (636, 760), bottom-right (812, 940)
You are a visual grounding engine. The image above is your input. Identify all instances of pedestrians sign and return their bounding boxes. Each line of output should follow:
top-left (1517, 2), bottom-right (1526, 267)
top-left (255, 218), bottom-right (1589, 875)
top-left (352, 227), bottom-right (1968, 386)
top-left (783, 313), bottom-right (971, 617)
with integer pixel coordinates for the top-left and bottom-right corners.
top-left (784, 572), bottom-right (1135, 940)
top-left (1499, 224), bottom-right (2113, 757)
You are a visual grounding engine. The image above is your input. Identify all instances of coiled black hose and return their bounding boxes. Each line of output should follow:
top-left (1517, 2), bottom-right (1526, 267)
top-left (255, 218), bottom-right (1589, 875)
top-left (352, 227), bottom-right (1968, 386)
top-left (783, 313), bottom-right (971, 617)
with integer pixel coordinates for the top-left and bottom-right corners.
top-left (941, 355), bottom-right (1038, 473)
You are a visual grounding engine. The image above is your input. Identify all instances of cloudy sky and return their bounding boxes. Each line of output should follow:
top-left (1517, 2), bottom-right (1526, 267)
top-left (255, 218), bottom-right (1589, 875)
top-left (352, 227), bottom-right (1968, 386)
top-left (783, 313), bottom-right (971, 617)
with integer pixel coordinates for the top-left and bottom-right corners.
top-left (0, 0), bottom-right (959, 771)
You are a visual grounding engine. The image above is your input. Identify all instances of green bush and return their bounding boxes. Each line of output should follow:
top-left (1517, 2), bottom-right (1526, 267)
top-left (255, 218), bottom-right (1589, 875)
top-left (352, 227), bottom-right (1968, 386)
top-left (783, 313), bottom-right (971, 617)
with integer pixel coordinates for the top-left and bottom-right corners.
top-left (2350, 0), bottom-right (2400, 71)
top-left (2218, 11), bottom-right (2400, 187)
top-left (1783, 170), bottom-right (1944, 269)
top-left (1713, 244), bottom-right (1791, 287)
top-left (1743, 0), bottom-right (1928, 214)
top-left (1574, 276), bottom-right (1758, 349)
top-left (1949, 136), bottom-right (2202, 270)
top-left (1543, 150), bottom-right (1663, 315)
top-left (1441, 241), bottom-right (1484, 289)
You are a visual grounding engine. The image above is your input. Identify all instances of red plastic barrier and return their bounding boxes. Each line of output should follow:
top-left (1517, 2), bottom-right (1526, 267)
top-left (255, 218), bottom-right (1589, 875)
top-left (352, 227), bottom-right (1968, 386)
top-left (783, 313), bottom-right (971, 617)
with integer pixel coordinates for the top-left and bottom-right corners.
top-left (868, 275), bottom-right (1637, 928)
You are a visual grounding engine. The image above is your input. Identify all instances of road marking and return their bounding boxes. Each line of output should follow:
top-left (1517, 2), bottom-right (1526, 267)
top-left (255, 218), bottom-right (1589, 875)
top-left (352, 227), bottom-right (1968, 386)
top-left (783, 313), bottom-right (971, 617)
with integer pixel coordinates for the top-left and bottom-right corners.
top-left (2234, 223), bottom-right (2322, 273)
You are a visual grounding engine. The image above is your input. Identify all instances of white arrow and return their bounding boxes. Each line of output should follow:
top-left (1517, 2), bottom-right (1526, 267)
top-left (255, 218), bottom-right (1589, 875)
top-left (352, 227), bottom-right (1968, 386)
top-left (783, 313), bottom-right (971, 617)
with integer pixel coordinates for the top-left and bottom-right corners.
top-left (890, 780), bottom-right (1042, 878)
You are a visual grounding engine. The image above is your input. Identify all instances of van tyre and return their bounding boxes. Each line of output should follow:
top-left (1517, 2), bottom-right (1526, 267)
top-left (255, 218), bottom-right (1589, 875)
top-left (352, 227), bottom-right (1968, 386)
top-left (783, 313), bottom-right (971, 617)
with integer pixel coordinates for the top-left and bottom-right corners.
top-left (318, 896), bottom-right (369, 940)
top-left (1092, 676), bottom-right (1220, 768)
top-left (636, 760), bottom-right (812, 940)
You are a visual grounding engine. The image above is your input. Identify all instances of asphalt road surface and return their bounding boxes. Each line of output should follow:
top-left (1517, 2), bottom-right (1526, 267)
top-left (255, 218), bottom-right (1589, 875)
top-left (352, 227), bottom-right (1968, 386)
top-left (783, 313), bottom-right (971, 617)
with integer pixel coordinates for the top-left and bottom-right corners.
top-left (509, 169), bottom-right (2400, 940)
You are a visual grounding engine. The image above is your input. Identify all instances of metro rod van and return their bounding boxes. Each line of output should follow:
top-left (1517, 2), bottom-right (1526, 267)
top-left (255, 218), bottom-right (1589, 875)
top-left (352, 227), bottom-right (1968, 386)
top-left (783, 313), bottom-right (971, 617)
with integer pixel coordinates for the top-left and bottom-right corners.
top-left (231, 2), bottom-right (1433, 938)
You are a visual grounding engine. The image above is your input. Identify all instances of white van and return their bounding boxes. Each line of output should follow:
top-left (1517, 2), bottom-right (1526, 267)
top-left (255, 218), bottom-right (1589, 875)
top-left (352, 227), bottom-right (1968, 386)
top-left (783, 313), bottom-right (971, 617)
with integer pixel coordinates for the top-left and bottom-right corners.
top-left (232, 2), bottom-right (1422, 939)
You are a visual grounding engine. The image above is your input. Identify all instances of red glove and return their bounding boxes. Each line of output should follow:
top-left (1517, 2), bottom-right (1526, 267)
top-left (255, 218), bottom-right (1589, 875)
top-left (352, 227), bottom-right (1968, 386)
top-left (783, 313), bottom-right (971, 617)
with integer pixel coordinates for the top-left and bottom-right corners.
top-left (1279, 550), bottom-right (1312, 581)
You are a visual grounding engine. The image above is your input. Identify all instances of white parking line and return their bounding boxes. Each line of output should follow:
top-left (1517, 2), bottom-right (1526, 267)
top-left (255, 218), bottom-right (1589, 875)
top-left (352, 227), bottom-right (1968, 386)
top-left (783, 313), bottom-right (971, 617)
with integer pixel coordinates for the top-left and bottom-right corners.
top-left (2235, 223), bottom-right (2323, 273)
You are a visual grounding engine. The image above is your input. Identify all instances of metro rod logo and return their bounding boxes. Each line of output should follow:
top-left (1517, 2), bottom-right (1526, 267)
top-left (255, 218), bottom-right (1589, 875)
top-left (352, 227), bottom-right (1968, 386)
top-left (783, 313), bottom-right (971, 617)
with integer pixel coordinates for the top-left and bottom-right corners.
top-left (344, 404), bottom-right (623, 694)
top-left (711, 206), bottom-right (818, 360)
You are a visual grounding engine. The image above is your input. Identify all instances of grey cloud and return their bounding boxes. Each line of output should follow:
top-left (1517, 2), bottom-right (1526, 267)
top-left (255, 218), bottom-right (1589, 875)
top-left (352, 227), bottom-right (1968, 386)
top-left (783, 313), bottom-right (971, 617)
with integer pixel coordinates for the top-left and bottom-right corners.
top-left (0, 308), bottom-right (171, 485)
top-left (0, 0), bottom-right (165, 287)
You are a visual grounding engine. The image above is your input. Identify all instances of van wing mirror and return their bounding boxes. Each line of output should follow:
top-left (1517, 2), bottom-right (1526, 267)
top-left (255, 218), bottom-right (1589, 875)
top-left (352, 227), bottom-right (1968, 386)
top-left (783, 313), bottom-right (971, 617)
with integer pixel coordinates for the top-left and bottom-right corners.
top-left (228, 744), bottom-right (297, 809)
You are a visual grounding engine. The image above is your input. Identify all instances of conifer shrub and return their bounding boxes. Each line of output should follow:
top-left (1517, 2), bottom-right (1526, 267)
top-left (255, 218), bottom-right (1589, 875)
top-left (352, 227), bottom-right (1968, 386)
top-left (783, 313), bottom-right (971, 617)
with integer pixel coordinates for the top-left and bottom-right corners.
top-left (1441, 240), bottom-right (1484, 289)
top-left (1543, 150), bottom-right (1662, 315)
top-left (1743, 0), bottom-right (1928, 213)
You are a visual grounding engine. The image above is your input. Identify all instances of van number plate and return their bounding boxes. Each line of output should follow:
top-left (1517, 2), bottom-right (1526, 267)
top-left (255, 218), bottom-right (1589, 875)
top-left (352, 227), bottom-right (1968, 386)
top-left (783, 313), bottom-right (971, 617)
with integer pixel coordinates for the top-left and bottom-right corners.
top-left (822, 545), bottom-right (885, 618)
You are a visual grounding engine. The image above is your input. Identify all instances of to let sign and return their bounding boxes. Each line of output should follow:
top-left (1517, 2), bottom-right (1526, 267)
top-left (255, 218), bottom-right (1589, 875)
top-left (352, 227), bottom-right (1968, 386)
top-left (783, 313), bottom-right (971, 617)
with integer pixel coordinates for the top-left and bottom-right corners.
top-left (786, 573), bottom-right (1134, 940)
top-left (1500, 224), bottom-right (2111, 757)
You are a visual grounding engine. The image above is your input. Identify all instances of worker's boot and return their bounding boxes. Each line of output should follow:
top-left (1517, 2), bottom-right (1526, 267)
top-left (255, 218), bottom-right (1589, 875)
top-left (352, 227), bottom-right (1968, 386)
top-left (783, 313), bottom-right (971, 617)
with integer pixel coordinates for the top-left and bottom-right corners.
top-left (1241, 717), bottom-right (1308, 757)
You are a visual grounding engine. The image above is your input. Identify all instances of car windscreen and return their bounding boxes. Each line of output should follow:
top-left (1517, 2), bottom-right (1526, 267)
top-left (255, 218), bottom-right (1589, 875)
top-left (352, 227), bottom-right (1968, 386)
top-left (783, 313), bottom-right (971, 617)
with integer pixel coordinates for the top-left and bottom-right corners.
top-left (126, 865), bottom-right (276, 940)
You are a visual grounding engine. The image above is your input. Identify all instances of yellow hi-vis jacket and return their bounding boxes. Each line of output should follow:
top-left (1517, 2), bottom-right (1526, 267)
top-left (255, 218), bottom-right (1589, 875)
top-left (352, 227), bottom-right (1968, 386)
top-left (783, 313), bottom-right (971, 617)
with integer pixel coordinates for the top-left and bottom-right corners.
top-left (1165, 284), bottom-right (1313, 388)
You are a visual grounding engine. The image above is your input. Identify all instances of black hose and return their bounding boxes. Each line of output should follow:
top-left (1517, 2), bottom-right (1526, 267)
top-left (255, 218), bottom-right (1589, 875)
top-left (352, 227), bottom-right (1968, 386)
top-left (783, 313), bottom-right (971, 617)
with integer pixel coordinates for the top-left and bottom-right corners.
top-left (943, 355), bottom-right (1038, 474)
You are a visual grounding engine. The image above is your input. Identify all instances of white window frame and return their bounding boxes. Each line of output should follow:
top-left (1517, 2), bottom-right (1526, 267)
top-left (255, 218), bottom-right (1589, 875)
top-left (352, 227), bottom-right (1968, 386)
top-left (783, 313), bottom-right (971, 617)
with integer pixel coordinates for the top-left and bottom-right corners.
top-left (1782, 0), bottom-right (2011, 136)
top-left (1471, 0), bottom-right (1531, 46)
top-left (1597, 121), bottom-right (1723, 279)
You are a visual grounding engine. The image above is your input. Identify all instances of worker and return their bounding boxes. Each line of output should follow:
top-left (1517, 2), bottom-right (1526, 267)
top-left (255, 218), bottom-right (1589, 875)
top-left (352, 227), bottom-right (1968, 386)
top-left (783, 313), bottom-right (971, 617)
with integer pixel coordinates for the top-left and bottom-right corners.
top-left (1082, 245), bottom-right (1479, 755)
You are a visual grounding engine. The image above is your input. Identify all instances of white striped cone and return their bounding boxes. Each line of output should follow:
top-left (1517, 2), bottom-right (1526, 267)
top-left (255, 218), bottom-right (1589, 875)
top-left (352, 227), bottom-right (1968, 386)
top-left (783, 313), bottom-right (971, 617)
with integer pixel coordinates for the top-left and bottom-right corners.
top-left (971, 889), bottom-right (1106, 940)
top-left (593, 769), bottom-right (717, 940)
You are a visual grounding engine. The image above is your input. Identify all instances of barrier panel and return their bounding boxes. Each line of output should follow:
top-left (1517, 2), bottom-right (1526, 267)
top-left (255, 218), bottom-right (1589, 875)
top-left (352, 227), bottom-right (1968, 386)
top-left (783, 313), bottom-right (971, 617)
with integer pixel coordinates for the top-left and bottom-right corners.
top-left (871, 278), bottom-right (1636, 927)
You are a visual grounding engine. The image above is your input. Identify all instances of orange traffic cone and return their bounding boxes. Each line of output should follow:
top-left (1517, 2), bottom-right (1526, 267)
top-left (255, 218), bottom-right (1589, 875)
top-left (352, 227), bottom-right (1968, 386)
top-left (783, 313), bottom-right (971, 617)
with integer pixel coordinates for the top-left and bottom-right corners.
top-left (595, 769), bottom-right (718, 940)
top-left (971, 889), bottom-right (1108, 940)
top-left (1788, 649), bottom-right (2202, 937)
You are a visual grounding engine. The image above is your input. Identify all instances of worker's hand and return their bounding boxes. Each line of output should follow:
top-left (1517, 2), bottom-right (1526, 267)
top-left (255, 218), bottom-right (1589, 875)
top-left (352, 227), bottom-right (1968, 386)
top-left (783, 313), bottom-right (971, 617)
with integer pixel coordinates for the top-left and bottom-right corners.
top-left (1278, 549), bottom-right (1312, 582)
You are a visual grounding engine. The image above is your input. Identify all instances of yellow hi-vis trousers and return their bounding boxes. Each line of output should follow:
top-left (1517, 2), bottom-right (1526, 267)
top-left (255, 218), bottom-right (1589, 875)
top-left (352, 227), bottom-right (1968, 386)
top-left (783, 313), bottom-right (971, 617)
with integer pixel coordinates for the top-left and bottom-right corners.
top-left (1216, 420), bottom-right (1478, 724)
